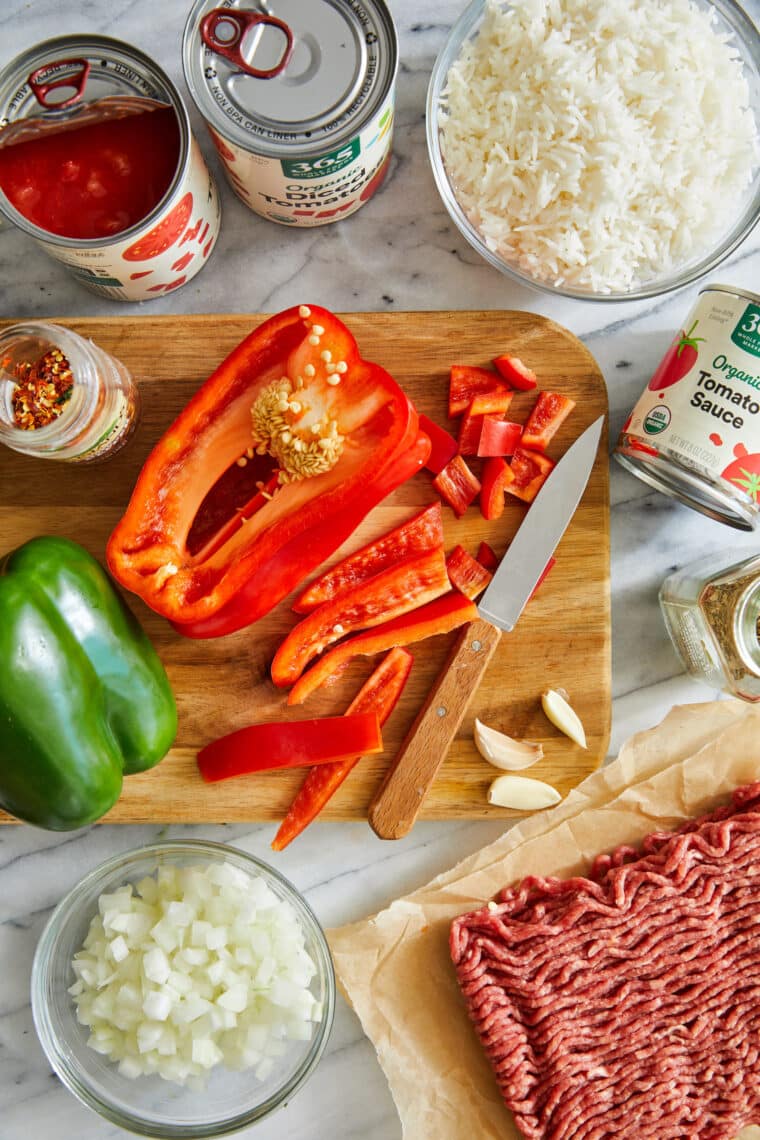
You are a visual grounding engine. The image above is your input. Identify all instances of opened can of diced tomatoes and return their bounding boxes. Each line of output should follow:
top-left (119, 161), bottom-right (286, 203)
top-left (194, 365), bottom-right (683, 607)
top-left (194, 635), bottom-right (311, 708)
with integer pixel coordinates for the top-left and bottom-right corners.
top-left (615, 284), bottom-right (760, 531)
top-left (0, 36), bottom-right (221, 301)
top-left (182, 0), bottom-right (398, 226)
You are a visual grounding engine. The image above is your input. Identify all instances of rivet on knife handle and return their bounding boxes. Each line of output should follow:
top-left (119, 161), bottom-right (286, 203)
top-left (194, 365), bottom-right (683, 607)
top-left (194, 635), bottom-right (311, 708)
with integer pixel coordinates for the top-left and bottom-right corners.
top-left (368, 619), bottom-right (502, 840)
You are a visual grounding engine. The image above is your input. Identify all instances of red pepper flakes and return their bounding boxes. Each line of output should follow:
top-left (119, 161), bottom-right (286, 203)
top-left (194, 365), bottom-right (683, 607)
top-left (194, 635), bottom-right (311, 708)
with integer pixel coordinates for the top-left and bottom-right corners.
top-left (10, 347), bottom-right (74, 430)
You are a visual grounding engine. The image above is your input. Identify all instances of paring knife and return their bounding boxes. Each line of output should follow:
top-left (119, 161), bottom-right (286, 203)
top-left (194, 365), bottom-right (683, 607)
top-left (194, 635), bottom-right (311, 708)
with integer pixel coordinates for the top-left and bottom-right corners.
top-left (367, 414), bottom-right (605, 840)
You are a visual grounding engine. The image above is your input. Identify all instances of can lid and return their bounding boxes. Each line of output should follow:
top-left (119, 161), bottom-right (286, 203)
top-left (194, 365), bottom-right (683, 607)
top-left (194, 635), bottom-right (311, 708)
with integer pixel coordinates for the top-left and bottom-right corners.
top-left (183, 0), bottom-right (398, 155)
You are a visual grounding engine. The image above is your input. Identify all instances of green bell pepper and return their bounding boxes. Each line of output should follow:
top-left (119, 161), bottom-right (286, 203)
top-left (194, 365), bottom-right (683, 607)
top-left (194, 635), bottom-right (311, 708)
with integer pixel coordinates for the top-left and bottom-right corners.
top-left (0, 536), bottom-right (177, 831)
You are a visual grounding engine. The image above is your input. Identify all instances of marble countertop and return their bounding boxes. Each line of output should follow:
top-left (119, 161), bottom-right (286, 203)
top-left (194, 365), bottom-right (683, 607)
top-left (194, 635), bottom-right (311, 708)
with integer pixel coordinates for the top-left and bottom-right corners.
top-left (1, 1), bottom-right (759, 1137)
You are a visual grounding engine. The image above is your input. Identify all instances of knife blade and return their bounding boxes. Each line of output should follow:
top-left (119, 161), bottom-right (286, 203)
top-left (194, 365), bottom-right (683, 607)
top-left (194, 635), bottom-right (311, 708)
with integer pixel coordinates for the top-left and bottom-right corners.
top-left (367, 415), bottom-right (605, 840)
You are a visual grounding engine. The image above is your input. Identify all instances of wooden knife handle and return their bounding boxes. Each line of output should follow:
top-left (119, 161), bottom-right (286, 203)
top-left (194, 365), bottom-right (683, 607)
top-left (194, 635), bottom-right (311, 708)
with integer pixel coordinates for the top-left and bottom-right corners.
top-left (368, 619), bottom-right (502, 840)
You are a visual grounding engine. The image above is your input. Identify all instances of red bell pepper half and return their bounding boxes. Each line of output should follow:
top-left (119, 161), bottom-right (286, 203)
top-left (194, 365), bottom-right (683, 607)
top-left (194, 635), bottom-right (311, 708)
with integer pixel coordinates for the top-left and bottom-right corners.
top-left (449, 364), bottom-right (511, 417)
top-left (480, 456), bottom-right (515, 521)
top-left (521, 391), bottom-right (576, 450)
top-left (505, 447), bottom-right (556, 503)
top-left (477, 418), bottom-right (523, 458)
top-left (292, 503), bottom-right (444, 613)
top-left (433, 455), bottom-right (482, 517)
top-left (287, 590), bottom-right (479, 706)
top-left (271, 547), bottom-right (450, 687)
top-left (271, 647), bottom-right (413, 850)
top-left (107, 305), bottom-right (428, 638)
top-left (197, 713), bottom-right (383, 782)
top-left (492, 354), bottom-right (538, 390)
top-left (418, 414), bottom-right (457, 475)
top-left (446, 545), bottom-right (493, 600)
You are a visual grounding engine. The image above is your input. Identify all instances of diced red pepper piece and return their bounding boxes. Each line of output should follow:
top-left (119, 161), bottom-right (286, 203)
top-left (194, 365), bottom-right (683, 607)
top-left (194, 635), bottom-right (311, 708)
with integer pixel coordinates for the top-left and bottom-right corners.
top-left (292, 503), bottom-right (444, 613)
top-left (457, 409), bottom-right (485, 456)
top-left (477, 541), bottom-right (499, 572)
top-left (505, 447), bottom-right (556, 503)
top-left (529, 556), bottom-right (556, 599)
top-left (433, 455), bottom-right (482, 517)
top-left (271, 547), bottom-right (450, 687)
top-left (288, 591), bottom-right (479, 706)
top-left (493, 354), bottom-right (537, 391)
top-left (477, 418), bottom-right (523, 458)
top-left (446, 545), bottom-right (493, 600)
top-left (521, 391), bottom-right (577, 450)
top-left (271, 648), bottom-right (413, 850)
top-left (468, 389), bottom-right (514, 416)
top-left (197, 713), bottom-right (383, 782)
top-left (419, 414), bottom-right (458, 475)
top-left (480, 456), bottom-right (515, 521)
top-left (449, 364), bottom-right (511, 417)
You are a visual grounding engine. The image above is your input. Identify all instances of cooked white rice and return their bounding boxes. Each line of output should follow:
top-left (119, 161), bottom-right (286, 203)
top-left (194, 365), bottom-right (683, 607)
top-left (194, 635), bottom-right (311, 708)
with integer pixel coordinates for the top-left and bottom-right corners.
top-left (439, 0), bottom-right (759, 293)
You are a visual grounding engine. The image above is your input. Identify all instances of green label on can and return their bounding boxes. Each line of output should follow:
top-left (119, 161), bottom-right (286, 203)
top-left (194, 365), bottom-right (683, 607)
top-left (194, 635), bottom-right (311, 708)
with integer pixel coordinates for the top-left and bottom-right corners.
top-left (643, 405), bottom-right (671, 434)
top-left (731, 303), bottom-right (760, 358)
top-left (281, 140), bottom-right (360, 180)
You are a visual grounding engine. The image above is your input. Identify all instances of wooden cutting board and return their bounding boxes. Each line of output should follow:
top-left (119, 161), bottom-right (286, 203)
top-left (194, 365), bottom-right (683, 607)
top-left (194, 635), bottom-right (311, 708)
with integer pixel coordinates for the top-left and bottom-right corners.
top-left (0, 311), bottom-right (610, 825)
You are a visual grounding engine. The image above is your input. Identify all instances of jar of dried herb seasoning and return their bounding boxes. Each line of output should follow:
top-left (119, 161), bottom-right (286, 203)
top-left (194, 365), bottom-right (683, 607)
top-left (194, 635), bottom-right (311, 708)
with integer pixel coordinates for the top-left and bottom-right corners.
top-left (660, 551), bottom-right (760, 701)
top-left (0, 322), bottom-right (138, 461)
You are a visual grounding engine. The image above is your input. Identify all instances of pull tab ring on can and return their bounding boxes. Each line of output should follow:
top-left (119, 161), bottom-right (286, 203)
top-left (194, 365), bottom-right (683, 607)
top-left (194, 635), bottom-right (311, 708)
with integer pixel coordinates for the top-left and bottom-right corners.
top-left (28, 58), bottom-right (90, 109)
top-left (200, 9), bottom-right (293, 78)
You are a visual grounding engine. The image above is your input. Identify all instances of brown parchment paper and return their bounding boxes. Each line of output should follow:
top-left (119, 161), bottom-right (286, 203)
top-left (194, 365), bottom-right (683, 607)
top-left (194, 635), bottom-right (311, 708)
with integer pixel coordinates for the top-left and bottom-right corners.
top-left (328, 701), bottom-right (760, 1140)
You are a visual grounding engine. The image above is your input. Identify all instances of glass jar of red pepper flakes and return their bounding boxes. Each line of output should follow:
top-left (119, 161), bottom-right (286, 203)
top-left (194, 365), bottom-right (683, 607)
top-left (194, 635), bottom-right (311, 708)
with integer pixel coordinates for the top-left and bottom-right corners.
top-left (0, 321), bottom-right (138, 461)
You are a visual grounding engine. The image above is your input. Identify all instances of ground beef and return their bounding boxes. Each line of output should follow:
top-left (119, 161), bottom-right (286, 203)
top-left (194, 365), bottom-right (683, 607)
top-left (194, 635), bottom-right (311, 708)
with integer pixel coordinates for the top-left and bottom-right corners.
top-left (450, 782), bottom-right (760, 1140)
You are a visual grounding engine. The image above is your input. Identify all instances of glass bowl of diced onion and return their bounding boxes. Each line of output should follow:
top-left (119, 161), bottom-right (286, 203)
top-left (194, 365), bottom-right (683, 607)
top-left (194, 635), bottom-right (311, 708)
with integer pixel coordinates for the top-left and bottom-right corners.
top-left (31, 841), bottom-right (335, 1138)
top-left (426, 0), bottom-right (760, 301)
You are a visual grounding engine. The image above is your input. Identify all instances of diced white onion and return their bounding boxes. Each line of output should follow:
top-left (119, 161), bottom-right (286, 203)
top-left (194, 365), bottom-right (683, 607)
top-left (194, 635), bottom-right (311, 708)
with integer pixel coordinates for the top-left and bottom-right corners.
top-left (70, 860), bottom-right (322, 1086)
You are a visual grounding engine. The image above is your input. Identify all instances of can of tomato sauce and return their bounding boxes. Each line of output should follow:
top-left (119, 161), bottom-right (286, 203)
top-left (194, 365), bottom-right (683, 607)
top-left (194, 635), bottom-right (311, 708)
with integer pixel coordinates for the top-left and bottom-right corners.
top-left (182, 0), bottom-right (397, 227)
top-left (0, 36), bottom-right (221, 301)
top-left (615, 285), bottom-right (760, 531)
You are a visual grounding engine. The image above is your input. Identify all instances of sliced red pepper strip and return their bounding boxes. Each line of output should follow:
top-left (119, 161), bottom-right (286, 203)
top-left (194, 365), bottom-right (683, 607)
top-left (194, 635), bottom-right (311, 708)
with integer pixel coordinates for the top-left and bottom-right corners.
top-left (477, 541), bottom-right (499, 572)
top-left (521, 391), bottom-right (577, 450)
top-left (419, 414), bottom-right (458, 475)
top-left (292, 502), bottom-right (444, 613)
top-left (449, 364), bottom-right (510, 417)
top-left (271, 547), bottom-right (449, 687)
top-left (288, 591), bottom-right (479, 706)
top-left (197, 713), bottom-right (383, 782)
top-left (505, 447), bottom-right (556, 504)
top-left (492, 354), bottom-right (538, 391)
top-left (477, 418), bottom-right (523, 458)
top-left (107, 305), bottom-right (425, 638)
top-left (480, 456), bottom-right (515, 521)
top-left (433, 455), bottom-right (482, 518)
top-left (271, 648), bottom-right (413, 850)
top-left (446, 545), bottom-right (493, 600)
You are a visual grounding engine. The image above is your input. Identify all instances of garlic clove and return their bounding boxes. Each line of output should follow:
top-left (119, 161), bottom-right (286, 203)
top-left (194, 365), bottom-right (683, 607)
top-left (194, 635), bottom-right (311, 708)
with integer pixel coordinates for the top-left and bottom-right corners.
top-left (474, 718), bottom-right (544, 771)
top-left (541, 688), bottom-right (587, 749)
top-left (487, 774), bottom-right (562, 811)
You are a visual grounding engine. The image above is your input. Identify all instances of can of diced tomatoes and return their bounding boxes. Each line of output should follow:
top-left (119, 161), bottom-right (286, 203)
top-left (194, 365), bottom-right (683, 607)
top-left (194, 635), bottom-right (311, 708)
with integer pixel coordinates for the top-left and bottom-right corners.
top-left (182, 0), bottom-right (397, 227)
top-left (0, 36), bottom-right (221, 301)
top-left (615, 285), bottom-right (760, 531)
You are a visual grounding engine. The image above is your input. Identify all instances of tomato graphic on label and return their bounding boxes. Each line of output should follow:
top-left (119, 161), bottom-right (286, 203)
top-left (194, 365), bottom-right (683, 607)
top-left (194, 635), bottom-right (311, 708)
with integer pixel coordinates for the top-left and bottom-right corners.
top-left (121, 192), bottom-right (193, 261)
top-left (648, 321), bottom-right (706, 391)
top-left (709, 433), bottom-right (723, 447)
top-left (172, 251), bottom-right (195, 272)
top-left (721, 453), bottom-right (760, 502)
top-left (180, 218), bottom-right (203, 246)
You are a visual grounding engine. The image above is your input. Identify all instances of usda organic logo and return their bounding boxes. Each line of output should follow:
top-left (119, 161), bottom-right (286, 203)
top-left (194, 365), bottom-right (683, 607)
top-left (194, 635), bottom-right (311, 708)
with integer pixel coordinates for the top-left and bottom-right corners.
top-left (644, 406), bottom-right (671, 434)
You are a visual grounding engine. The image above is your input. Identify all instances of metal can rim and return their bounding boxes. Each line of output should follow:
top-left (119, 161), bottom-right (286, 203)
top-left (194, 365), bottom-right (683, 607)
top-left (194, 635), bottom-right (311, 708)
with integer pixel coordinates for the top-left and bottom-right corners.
top-left (700, 282), bottom-right (760, 308)
top-left (181, 0), bottom-right (398, 158)
top-left (0, 34), bottom-right (192, 250)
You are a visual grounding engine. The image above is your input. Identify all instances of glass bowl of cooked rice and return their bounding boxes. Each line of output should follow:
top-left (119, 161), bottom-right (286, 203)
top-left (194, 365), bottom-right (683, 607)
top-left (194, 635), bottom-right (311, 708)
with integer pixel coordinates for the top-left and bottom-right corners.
top-left (427, 0), bottom-right (760, 301)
